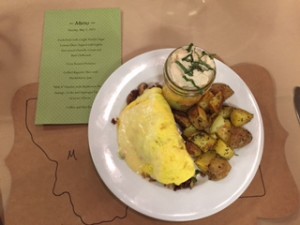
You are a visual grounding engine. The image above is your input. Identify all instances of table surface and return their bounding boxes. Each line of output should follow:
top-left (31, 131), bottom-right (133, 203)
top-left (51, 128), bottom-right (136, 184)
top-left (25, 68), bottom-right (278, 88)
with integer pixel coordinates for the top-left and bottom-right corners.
top-left (1, 0), bottom-right (300, 224)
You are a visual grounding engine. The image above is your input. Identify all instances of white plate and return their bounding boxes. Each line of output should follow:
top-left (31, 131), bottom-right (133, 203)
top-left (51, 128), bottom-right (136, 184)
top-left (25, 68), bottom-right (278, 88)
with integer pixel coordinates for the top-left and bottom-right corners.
top-left (88, 49), bottom-right (264, 221)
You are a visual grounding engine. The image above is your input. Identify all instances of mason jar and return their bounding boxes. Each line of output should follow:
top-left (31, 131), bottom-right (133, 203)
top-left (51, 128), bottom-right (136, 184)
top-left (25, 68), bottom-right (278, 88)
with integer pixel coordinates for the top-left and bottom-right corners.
top-left (162, 44), bottom-right (216, 111)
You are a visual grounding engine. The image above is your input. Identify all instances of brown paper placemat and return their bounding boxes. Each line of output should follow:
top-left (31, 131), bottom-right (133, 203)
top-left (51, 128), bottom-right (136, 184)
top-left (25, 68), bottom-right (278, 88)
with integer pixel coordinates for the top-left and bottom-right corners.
top-left (5, 63), bottom-right (299, 225)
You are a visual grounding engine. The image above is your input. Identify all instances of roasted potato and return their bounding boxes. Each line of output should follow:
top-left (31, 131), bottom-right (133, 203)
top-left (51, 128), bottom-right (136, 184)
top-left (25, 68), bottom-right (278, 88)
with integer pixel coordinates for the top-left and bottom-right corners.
top-left (195, 150), bottom-right (217, 174)
top-left (185, 140), bottom-right (202, 157)
top-left (214, 139), bottom-right (234, 160)
top-left (210, 115), bottom-right (232, 142)
top-left (198, 91), bottom-right (214, 111)
top-left (216, 119), bottom-right (232, 143)
top-left (182, 125), bottom-right (199, 138)
top-left (219, 105), bottom-right (233, 119)
top-left (189, 131), bottom-right (216, 153)
top-left (210, 114), bottom-right (225, 134)
top-left (208, 157), bottom-right (231, 181)
top-left (210, 83), bottom-right (234, 100)
top-left (187, 105), bottom-right (210, 130)
top-left (172, 110), bottom-right (191, 129)
top-left (230, 108), bottom-right (254, 127)
top-left (229, 126), bottom-right (253, 149)
top-left (208, 91), bottom-right (224, 113)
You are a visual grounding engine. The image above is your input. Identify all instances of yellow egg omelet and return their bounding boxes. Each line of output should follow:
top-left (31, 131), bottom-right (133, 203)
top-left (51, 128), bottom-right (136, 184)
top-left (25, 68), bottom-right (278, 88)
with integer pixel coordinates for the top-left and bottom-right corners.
top-left (117, 87), bottom-right (195, 186)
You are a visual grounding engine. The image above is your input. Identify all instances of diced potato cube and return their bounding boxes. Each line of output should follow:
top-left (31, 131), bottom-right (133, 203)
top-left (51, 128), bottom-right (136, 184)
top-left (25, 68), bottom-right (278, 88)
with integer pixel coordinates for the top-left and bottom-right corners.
top-left (188, 105), bottom-right (210, 130)
top-left (216, 119), bottom-right (232, 143)
top-left (210, 83), bottom-right (234, 100)
top-left (209, 91), bottom-right (224, 113)
top-left (173, 110), bottom-right (191, 129)
top-left (198, 91), bottom-right (214, 111)
top-left (210, 114), bottom-right (225, 134)
top-left (229, 126), bottom-right (253, 148)
top-left (185, 140), bottom-right (202, 157)
top-left (230, 108), bottom-right (254, 127)
top-left (214, 139), bottom-right (234, 160)
top-left (183, 125), bottom-right (199, 138)
top-left (195, 150), bottom-right (217, 173)
top-left (219, 106), bottom-right (233, 119)
top-left (190, 131), bottom-right (216, 152)
top-left (208, 157), bottom-right (231, 180)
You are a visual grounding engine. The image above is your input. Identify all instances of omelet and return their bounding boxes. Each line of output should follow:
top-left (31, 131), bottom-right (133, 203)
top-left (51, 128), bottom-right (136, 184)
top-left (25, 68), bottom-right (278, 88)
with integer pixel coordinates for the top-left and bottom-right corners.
top-left (117, 87), bottom-right (195, 185)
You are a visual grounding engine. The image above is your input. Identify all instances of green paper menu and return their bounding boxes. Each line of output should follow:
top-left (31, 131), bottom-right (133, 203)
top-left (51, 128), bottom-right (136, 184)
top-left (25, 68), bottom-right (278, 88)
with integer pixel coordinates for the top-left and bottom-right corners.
top-left (35, 9), bottom-right (121, 124)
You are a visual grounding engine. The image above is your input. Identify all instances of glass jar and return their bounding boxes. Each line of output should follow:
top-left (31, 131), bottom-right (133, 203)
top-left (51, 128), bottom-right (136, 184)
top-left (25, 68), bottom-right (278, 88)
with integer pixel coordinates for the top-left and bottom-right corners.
top-left (162, 44), bottom-right (216, 111)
